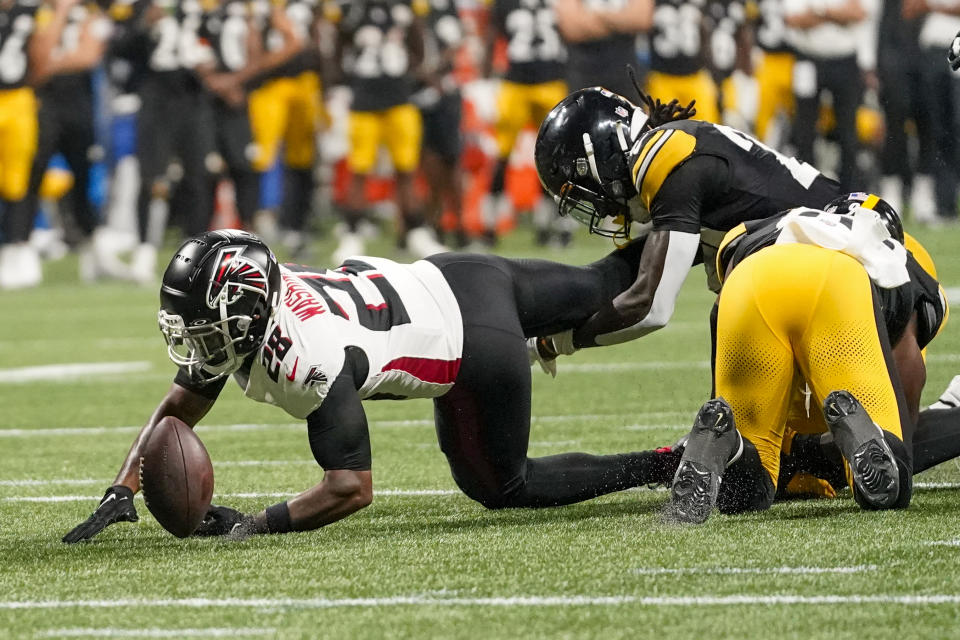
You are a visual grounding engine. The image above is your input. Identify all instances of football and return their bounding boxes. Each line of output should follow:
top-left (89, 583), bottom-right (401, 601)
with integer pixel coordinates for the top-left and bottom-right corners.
top-left (139, 416), bottom-right (214, 538)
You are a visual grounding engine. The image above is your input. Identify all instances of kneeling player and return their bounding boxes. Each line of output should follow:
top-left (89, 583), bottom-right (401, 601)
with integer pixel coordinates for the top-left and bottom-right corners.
top-left (665, 195), bottom-right (947, 524)
top-left (63, 229), bottom-right (680, 541)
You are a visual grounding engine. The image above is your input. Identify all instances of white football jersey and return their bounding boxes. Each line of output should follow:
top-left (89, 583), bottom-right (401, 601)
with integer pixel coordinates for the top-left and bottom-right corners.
top-left (235, 257), bottom-right (463, 419)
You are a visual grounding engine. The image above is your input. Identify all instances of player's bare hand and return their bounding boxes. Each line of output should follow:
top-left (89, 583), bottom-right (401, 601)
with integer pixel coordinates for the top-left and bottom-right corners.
top-left (62, 486), bottom-right (138, 544)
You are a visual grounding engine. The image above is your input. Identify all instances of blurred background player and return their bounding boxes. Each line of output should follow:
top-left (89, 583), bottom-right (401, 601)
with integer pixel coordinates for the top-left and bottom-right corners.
top-left (905, 0), bottom-right (960, 224)
top-left (129, 0), bottom-right (219, 283)
top-left (646, 0), bottom-right (720, 123)
top-left (783, 0), bottom-right (877, 190)
top-left (328, 0), bottom-right (447, 263)
top-left (195, 0), bottom-right (263, 233)
top-left (246, 0), bottom-right (321, 255)
top-left (704, 0), bottom-right (752, 129)
top-left (554, 0), bottom-right (652, 98)
top-left (0, 0), bottom-right (50, 288)
top-left (10, 0), bottom-right (120, 287)
top-left (483, 0), bottom-right (571, 246)
top-left (415, 0), bottom-right (466, 247)
top-left (752, 0), bottom-right (794, 147)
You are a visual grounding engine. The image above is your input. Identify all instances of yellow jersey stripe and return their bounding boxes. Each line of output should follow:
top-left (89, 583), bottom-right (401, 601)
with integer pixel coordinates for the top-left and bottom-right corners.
top-left (631, 130), bottom-right (667, 187)
top-left (639, 129), bottom-right (697, 211)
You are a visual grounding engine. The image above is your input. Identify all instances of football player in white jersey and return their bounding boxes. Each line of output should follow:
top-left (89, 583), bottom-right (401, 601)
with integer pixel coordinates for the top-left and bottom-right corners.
top-left (63, 229), bottom-right (684, 541)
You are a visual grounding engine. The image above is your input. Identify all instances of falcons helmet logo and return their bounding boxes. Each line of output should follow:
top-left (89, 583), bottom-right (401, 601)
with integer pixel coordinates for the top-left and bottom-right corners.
top-left (206, 246), bottom-right (269, 309)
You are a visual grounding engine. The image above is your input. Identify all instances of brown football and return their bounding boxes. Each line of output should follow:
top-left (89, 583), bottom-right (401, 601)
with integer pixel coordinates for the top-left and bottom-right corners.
top-left (139, 416), bottom-right (214, 538)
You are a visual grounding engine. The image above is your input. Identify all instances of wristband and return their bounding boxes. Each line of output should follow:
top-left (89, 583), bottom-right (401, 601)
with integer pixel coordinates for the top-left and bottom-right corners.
top-left (265, 501), bottom-right (292, 534)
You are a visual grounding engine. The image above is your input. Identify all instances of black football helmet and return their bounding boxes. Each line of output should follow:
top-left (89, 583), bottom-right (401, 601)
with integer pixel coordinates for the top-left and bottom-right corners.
top-left (158, 229), bottom-right (282, 382)
top-left (823, 192), bottom-right (904, 244)
top-left (534, 87), bottom-right (650, 239)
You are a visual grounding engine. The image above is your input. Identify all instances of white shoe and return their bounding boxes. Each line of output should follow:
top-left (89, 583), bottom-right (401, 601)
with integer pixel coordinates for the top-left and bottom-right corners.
top-left (130, 243), bottom-right (158, 285)
top-left (0, 243), bottom-right (42, 289)
top-left (930, 375), bottom-right (960, 410)
top-left (331, 232), bottom-right (365, 267)
top-left (29, 228), bottom-right (68, 261)
top-left (911, 175), bottom-right (938, 223)
top-left (405, 227), bottom-right (447, 259)
top-left (78, 228), bottom-right (131, 283)
top-left (878, 176), bottom-right (903, 217)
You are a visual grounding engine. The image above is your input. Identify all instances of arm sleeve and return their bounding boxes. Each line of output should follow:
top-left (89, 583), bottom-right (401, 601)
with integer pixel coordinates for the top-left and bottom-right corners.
top-left (306, 372), bottom-right (372, 471)
top-left (173, 368), bottom-right (228, 400)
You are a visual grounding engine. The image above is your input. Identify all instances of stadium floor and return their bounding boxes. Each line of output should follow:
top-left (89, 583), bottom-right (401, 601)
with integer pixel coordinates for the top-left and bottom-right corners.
top-left (3, 221), bottom-right (960, 639)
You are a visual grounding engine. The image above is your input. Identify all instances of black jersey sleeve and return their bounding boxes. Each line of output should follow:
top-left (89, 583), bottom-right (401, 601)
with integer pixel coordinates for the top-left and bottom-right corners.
top-left (648, 154), bottom-right (731, 234)
top-left (173, 368), bottom-right (228, 400)
top-left (305, 370), bottom-right (372, 471)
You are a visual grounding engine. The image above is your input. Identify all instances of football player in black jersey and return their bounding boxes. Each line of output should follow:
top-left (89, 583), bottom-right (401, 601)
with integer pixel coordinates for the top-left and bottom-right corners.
top-left (9, 0), bottom-right (123, 285)
top-left (128, 0), bottom-right (219, 284)
top-left (483, 0), bottom-right (571, 246)
top-left (328, 0), bottom-right (448, 263)
top-left (532, 86), bottom-right (840, 364)
top-left (663, 195), bottom-right (947, 523)
top-left (646, 0), bottom-right (719, 123)
top-left (554, 0), bottom-right (652, 99)
top-left (0, 0), bottom-right (71, 288)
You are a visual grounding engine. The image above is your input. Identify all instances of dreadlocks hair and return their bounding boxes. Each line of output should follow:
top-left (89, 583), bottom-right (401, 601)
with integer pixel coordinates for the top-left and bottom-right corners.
top-left (626, 65), bottom-right (697, 128)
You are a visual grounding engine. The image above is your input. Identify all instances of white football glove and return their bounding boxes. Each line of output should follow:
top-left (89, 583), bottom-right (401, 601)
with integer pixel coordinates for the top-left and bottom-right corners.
top-left (930, 375), bottom-right (960, 410)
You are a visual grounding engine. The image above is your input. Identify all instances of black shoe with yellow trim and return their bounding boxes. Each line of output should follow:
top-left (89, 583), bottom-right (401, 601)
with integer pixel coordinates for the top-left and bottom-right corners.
top-left (822, 390), bottom-right (900, 509)
top-left (665, 398), bottom-right (742, 524)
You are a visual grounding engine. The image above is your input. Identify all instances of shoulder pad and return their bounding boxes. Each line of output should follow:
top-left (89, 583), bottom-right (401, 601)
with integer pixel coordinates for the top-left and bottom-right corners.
top-left (630, 127), bottom-right (697, 211)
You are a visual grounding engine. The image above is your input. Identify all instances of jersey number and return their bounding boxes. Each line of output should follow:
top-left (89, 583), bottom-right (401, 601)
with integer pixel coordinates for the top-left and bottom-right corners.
top-left (220, 14), bottom-right (249, 71)
top-left (299, 261), bottom-right (412, 332)
top-left (261, 326), bottom-right (293, 383)
top-left (504, 8), bottom-right (563, 64)
top-left (352, 24), bottom-right (409, 78)
top-left (652, 4), bottom-right (701, 60)
top-left (714, 123), bottom-right (820, 189)
top-left (0, 15), bottom-right (34, 85)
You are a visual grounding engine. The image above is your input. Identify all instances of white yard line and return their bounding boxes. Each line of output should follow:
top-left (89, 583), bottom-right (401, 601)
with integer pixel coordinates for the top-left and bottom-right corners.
top-left (0, 361), bottom-right (152, 384)
top-left (37, 629), bottom-right (274, 638)
top-left (632, 565), bottom-right (877, 576)
top-left (5, 594), bottom-right (960, 610)
top-left (4, 489), bottom-right (461, 503)
top-left (0, 478), bottom-right (102, 487)
top-left (923, 539), bottom-right (960, 547)
top-left (943, 287), bottom-right (960, 304)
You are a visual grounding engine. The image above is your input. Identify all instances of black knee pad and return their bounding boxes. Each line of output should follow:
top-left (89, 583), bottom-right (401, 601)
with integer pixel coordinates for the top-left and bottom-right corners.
top-left (717, 439), bottom-right (776, 514)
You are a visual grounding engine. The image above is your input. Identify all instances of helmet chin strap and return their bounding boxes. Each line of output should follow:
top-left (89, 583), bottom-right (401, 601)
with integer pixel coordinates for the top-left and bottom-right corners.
top-left (581, 133), bottom-right (602, 184)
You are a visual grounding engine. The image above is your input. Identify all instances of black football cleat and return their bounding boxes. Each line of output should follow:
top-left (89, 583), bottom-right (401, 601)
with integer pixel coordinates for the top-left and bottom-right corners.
top-left (665, 398), bottom-right (742, 525)
top-left (822, 390), bottom-right (900, 509)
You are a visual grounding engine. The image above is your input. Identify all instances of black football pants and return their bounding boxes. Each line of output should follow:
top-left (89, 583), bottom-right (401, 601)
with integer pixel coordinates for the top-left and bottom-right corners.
top-left (213, 100), bottom-right (260, 226)
top-left (426, 244), bottom-right (677, 509)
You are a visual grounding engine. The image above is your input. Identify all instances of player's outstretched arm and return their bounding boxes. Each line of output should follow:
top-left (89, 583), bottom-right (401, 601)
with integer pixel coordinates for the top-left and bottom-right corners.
top-left (554, 229), bottom-right (699, 351)
top-left (62, 382), bottom-right (219, 543)
top-left (195, 369), bottom-right (374, 538)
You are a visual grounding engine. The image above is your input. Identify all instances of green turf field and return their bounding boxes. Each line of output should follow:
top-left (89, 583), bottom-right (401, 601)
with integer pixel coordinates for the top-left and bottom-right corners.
top-left (3, 223), bottom-right (960, 639)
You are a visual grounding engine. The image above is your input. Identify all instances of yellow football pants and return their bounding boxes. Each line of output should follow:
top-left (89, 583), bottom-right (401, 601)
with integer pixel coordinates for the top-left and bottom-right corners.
top-left (0, 87), bottom-right (38, 202)
top-left (645, 69), bottom-right (720, 123)
top-left (248, 72), bottom-right (325, 172)
top-left (715, 243), bottom-right (905, 487)
top-left (347, 103), bottom-right (423, 175)
top-left (494, 80), bottom-right (568, 159)
top-left (754, 51), bottom-right (795, 143)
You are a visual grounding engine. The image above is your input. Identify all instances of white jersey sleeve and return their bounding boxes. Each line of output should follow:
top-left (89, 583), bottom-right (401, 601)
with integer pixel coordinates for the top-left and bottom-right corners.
top-left (236, 258), bottom-right (463, 419)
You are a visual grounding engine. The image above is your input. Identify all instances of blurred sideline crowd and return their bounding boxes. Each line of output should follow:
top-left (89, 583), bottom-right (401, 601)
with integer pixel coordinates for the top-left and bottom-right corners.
top-left (1, 0), bottom-right (959, 290)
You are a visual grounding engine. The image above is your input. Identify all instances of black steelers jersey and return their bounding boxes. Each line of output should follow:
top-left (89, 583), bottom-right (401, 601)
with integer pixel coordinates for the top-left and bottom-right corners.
top-left (649, 0), bottom-right (705, 76)
top-left (144, 0), bottom-right (207, 89)
top-left (0, 0), bottom-right (41, 90)
top-left (103, 0), bottom-right (153, 95)
top-left (704, 0), bottom-right (744, 82)
top-left (260, 0), bottom-right (318, 79)
top-left (40, 2), bottom-right (108, 97)
top-left (491, 0), bottom-right (565, 85)
top-left (754, 0), bottom-right (791, 54)
top-left (628, 119), bottom-right (840, 289)
top-left (423, 0), bottom-right (461, 81)
top-left (565, 0), bottom-right (636, 96)
top-left (716, 213), bottom-right (947, 349)
top-left (332, 0), bottom-right (427, 112)
top-left (199, 0), bottom-right (252, 73)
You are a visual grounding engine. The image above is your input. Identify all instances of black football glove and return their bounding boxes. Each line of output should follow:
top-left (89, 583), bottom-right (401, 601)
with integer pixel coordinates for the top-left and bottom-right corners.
top-left (62, 485), bottom-right (139, 544)
top-left (950, 31), bottom-right (960, 71)
top-left (193, 505), bottom-right (257, 539)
